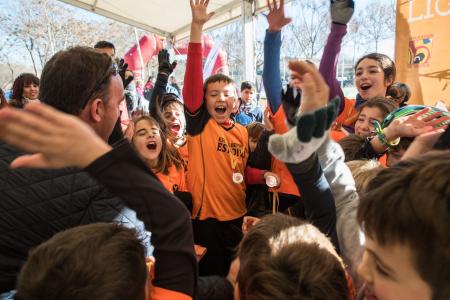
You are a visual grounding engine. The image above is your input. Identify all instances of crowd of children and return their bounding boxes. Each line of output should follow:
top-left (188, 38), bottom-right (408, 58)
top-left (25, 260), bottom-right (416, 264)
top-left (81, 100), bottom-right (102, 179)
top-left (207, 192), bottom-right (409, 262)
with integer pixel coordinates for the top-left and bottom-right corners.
top-left (0, 0), bottom-right (449, 299)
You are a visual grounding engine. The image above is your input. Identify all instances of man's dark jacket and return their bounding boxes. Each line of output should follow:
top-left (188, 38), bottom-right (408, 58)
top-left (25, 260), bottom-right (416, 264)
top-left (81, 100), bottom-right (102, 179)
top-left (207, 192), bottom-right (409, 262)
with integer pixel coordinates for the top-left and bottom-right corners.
top-left (0, 142), bottom-right (150, 293)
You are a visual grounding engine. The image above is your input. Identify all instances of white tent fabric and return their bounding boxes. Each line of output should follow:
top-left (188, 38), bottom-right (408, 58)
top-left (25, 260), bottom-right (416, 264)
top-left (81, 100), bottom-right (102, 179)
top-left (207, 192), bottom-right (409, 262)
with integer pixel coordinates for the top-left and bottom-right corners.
top-left (58, 0), bottom-right (277, 41)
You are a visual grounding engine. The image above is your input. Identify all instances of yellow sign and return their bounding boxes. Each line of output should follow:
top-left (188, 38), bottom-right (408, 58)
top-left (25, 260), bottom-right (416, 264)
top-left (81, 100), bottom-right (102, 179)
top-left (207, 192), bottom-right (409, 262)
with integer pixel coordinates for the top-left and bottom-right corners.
top-left (395, 0), bottom-right (450, 108)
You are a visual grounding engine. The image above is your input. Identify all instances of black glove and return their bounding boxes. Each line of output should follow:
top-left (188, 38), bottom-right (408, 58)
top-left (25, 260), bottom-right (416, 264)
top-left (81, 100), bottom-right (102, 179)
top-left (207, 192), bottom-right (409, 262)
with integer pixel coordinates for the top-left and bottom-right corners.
top-left (118, 58), bottom-right (133, 89)
top-left (281, 84), bottom-right (301, 127)
top-left (330, 0), bottom-right (354, 25)
top-left (158, 49), bottom-right (177, 76)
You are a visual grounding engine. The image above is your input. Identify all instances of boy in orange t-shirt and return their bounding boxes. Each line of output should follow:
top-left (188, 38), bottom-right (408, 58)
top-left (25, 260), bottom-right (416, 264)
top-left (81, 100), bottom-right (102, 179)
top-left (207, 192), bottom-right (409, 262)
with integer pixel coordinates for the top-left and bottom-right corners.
top-left (183, 0), bottom-right (248, 276)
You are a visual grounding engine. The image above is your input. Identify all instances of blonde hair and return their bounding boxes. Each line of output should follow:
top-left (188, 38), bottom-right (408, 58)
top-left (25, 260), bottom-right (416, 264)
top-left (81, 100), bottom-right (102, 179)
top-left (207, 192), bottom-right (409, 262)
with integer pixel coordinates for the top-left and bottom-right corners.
top-left (346, 160), bottom-right (384, 196)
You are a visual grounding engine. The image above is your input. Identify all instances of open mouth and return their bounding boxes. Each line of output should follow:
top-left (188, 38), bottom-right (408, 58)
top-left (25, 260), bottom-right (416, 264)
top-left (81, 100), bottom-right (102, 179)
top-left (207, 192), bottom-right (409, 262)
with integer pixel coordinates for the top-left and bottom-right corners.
top-left (360, 83), bottom-right (372, 91)
top-left (170, 124), bottom-right (181, 132)
top-left (215, 106), bottom-right (226, 114)
top-left (146, 142), bottom-right (157, 150)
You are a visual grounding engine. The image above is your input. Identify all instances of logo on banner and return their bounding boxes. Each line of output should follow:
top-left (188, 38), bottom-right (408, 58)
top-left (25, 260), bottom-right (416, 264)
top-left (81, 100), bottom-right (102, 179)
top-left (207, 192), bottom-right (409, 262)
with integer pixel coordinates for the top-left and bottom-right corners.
top-left (408, 35), bottom-right (433, 67)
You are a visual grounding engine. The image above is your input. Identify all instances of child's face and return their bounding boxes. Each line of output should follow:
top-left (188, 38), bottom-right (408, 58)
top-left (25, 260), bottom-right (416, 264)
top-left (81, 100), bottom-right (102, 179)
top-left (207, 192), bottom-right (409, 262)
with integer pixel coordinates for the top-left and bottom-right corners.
top-left (241, 88), bottom-right (254, 103)
top-left (162, 104), bottom-right (186, 140)
top-left (133, 119), bottom-right (163, 162)
top-left (386, 147), bottom-right (406, 167)
top-left (355, 107), bottom-right (385, 138)
top-left (357, 236), bottom-right (432, 300)
top-left (205, 81), bottom-right (237, 124)
top-left (355, 59), bottom-right (393, 100)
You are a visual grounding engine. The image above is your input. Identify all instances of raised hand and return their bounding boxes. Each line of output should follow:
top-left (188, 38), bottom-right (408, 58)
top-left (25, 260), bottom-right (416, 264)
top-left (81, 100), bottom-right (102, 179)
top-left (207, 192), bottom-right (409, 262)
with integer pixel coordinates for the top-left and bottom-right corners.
top-left (384, 108), bottom-right (450, 141)
top-left (0, 103), bottom-right (112, 169)
top-left (288, 60), bottom-right (329, 114)
top-left (190, 0), bottom-right (215, 25)
top-left (266, 0), bottom-right (291, 32)
top-left (158, 49), bottom-right (177, 76)
top-left (118, 58), bottom-right (133, 89)
top-left (330, 0), bottom-right (354, 25)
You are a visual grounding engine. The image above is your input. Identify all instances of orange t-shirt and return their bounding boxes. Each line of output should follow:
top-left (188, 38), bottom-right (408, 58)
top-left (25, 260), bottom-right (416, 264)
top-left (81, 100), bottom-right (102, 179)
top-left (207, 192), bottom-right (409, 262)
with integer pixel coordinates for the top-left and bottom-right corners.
top-left (177, 142), bottom-right (189, 164)
top-left (335, 97), bottom-right (358, 128)
top-left (187, 118), bottom-right (248, 221)
top-left (155, 164), bottom-right (188, 194)
top-left (267, 106), bottom-right (301, 197)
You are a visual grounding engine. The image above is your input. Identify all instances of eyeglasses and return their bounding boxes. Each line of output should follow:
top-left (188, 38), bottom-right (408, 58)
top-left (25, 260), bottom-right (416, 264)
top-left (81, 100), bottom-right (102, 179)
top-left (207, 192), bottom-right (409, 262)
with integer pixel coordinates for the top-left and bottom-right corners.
top-left (81, 61), bottom-right (119, 109)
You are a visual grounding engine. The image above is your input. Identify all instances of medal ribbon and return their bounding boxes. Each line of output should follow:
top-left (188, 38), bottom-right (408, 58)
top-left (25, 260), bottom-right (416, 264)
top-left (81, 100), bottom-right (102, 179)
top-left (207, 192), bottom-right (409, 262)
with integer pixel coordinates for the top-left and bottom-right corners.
top-left (272, 191), bottom-right (279, 214)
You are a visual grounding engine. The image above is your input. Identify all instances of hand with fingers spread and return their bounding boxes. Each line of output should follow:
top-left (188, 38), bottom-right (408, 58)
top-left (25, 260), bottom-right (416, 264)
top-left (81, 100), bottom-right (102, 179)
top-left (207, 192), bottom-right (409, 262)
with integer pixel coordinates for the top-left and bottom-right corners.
top-left (190, 0), bottom-right (215, 26)
top-left (384, 108), bottom-right (450, 142)
top-left (158, 49), bottom-right (177, 76)
top-left (0, 103), bottom-right (112, 169)
top-left (266, 0), bottom-right (291, 32)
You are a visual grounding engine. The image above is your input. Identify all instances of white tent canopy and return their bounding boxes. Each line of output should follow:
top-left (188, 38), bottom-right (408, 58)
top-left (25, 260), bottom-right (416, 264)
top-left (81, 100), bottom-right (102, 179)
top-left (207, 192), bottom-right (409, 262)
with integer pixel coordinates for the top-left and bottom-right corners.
top-left (58, 0), bottom-right (278, 42)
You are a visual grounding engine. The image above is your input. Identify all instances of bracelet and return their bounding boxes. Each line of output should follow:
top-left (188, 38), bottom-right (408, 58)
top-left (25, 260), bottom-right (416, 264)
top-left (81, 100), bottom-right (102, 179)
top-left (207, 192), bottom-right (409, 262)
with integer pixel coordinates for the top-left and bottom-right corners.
top-left (373, 121), bottom-right (400, 148)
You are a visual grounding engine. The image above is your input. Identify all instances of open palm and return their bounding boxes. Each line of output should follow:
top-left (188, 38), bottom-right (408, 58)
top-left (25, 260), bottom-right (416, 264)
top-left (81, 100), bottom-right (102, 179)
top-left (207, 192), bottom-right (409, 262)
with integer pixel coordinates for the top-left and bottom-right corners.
top-left (190, 0), bottom-right (214, 25)
top-left (266, 0), bottom-right (291, 32)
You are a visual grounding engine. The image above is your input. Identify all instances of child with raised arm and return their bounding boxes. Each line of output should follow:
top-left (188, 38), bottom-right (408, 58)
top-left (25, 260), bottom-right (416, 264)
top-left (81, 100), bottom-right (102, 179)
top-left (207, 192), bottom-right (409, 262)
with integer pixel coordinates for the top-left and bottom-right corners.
top-left (262, 0), bottom-right (305, 212)
top-left (183, 0), bottom-right (249, 276)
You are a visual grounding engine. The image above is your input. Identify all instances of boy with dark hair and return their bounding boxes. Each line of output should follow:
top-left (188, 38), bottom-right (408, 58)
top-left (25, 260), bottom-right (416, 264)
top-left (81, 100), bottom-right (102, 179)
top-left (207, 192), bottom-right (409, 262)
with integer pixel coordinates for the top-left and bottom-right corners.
top-left (357, 151), bottom-right (450, 300)
top-left (16, 223), bottom-right (148, 300)
top-left (236, 81), bottom-right (263, 126)
top-left (94, 40), bottom-right (116, 58)
top-left (183, 0), bottom-right (249, 276)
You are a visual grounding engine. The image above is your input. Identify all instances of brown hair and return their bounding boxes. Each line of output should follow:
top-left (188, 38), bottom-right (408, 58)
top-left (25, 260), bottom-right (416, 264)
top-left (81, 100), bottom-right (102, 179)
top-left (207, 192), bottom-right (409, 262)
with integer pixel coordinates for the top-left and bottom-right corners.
top-left (15, 223), bottom-right (147, 300)
top-left (246, 122), bottom-right (265, 141)
top-left (10, 73), bottom-right (40, 108)
top-left (358, 96), bottom-right (397, 118)
top-left (132, 115), bottom-right (184, 175)
top-left (202, 73), bottom-right (234, 99)
top-left (237, 213), bottom-right (349, 300)
top-left (358, 151), bottom-right (450, 299)
top-left (346, 159), bottom-right (384, 196)
top-left (338, 134), bottom-right (367, 162)
top-left (39, 46), bottom-right (114, 115)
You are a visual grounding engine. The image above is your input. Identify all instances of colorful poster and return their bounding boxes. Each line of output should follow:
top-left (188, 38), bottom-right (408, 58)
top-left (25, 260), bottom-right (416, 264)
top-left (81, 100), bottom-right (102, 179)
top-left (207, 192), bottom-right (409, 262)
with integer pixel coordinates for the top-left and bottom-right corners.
top-left (395, 0), bottom-right (450, 108)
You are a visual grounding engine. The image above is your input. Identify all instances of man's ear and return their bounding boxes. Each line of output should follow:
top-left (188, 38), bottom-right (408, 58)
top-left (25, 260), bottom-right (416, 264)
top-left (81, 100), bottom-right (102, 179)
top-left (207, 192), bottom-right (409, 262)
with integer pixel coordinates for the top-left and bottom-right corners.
top-left (89, 98), bottom-right (105, 123)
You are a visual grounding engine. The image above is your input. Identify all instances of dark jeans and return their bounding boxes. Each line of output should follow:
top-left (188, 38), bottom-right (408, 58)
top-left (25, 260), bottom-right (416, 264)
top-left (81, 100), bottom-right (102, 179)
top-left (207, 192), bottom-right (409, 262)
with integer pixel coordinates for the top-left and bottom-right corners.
top-left (192, 217), bottom-right (243, 276)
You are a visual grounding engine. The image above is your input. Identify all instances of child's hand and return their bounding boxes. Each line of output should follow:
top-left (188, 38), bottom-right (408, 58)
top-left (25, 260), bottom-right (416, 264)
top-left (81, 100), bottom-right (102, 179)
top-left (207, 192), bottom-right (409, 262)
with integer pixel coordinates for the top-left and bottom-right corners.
top-left (330, 0), bottom-right (354, 25)
top-left (158, 49), bottom-right (177, 76)
top-left (288, 60), bottom-right (329, 114)
top-left (123, 121), bottom-right (135, 141)
top-left (190, 0), bottom-right (215, 26)
top-left (266, 0), bottom-right (292, 32)
top-left (384, 108), bottom-right (450, 141)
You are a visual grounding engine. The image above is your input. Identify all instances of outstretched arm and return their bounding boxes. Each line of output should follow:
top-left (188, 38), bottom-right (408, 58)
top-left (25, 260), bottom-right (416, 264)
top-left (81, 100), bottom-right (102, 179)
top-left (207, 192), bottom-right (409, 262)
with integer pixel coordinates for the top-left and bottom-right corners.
top-left (183, 0), bottom-right (214, 114)
top-left (319, 0), bottom-right (354, 110)
top-left (262, 0), bottom-right (291, 114)
top-left (149, 50), bottom-right (177, 123)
